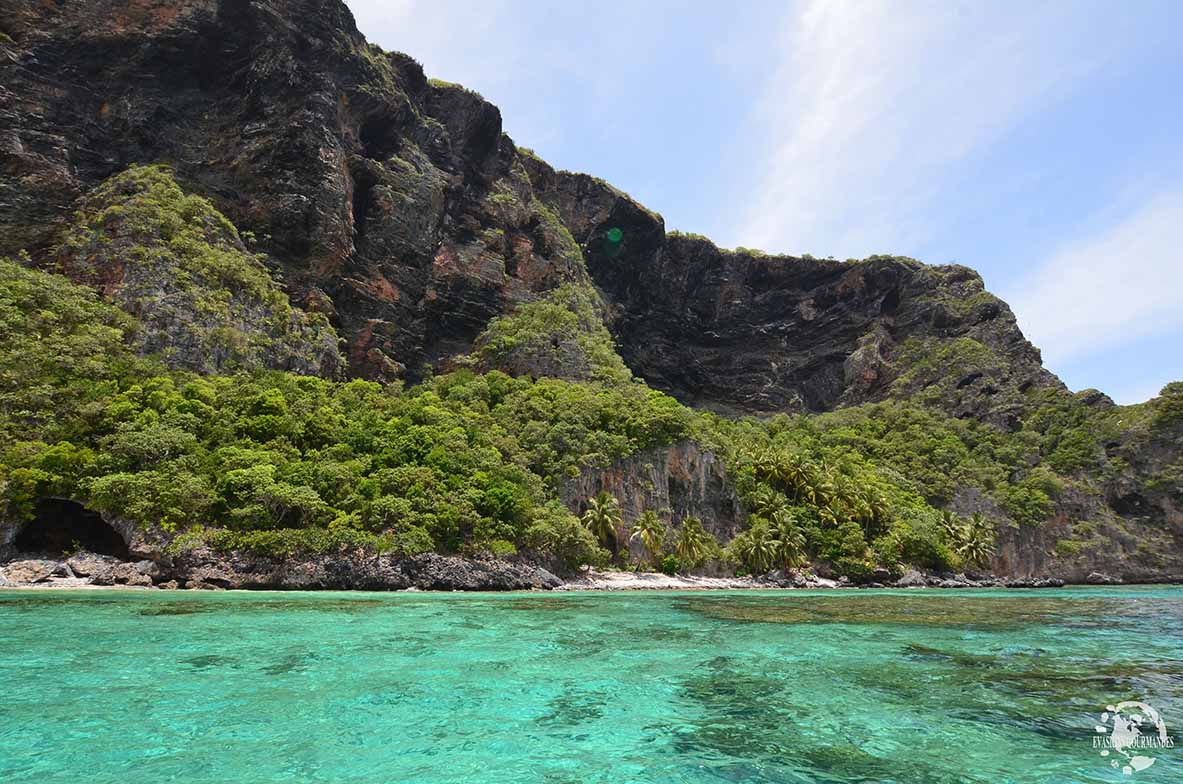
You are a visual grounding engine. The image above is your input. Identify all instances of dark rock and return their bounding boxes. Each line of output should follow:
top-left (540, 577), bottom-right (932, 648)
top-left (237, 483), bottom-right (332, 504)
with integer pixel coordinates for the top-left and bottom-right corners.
top-left (896, 569), bottom-right (929, 588)
top-left (164, 546), bottom-right (562, 591)
top-left (0, 0), bottom-right (1061, 419)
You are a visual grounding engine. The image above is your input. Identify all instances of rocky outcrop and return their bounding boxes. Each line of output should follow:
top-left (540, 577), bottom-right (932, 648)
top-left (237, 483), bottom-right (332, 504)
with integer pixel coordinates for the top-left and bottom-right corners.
top-left (1, 558), bottom-right (59, 584)
top-left (168, 547), bottom-right (563, 590)
top-left (0, 504), bottom-right (564, 590)
top-left (560, 440), bottom-right (743, 559)
top-left (0, 0), bottom-right (590, 384)
top-left (1, 0), bottom-right (1061, 417)
top-left (525, 159), bottom-right (1060, 421)
top-left (1, 547), bottom-right (562, 590)
top-left (50, 165), bottom-right (343, 376)
top-left (65, 553), bottom-right (158, 586)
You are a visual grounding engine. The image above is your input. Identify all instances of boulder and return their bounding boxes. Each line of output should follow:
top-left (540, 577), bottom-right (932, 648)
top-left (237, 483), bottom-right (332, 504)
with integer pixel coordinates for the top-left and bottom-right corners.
top-left (2, 559), bottom-right (59, 584)
top-left (896, 569), bottom-right (929, 588)
top-left (66, 552), bottom-right (122, 580)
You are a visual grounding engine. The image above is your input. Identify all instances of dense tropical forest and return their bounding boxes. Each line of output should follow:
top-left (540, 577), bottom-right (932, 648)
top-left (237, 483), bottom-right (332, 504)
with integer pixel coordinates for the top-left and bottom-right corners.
top-left (1, 166), bottom-right (1180, 580)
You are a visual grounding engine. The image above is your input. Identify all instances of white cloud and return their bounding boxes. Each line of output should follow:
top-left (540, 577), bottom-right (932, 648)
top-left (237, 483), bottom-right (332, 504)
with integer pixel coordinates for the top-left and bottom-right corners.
top-left (1007, 191), bottom-right (1183, 366)
top-left (731, 0), bottom-right (1115, 257)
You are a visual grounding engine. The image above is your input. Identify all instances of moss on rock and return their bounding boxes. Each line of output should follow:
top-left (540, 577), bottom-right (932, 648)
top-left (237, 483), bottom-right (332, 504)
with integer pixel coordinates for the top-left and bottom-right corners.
top-left (56, 165), bottom-right (342, 377)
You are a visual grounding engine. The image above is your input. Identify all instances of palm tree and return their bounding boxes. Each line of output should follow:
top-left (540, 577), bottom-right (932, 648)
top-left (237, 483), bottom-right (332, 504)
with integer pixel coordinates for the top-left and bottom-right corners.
top-left (780, 452), bottom-right (815, 502)
top-left (582, 491), bottom-right (622, 552)
top-left (860, 488), bottom-right (890, 537)
top-left (769, 508), bottom-right (806, 570)
top-left (938, 509), bottom-right (964, 544)
top-left (731, 518), bottom-right (780, 575)
top-left (809, 461), bottom-right (837, 510)
top-left (959, 513), bottom-right (996, 568)
top-left (674, 516), bottom-right (713, 573)
top-left (749, 484), bottom-right (788, 519)
top-left (751, 449), bottom-right (781, 483)
top-left (630, 510), bottom-right (666, 568)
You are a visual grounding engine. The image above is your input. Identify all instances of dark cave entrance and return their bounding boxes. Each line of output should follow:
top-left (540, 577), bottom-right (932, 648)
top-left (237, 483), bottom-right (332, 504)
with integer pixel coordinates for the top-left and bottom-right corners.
top-left (14, 499), bottom-right (130, 559)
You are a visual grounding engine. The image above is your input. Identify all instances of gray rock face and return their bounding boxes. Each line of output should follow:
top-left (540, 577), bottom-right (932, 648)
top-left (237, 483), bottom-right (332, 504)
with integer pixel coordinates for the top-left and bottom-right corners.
top-left (526, 162), bottom-right (1061, 421)
top-left (0, 0), bottom-right (589, 384)
top-left (2, 547), bottom-right (561, 590)
top-left (560, 440), bottom-right (743, 560)
top-left (65, 552), bottom-right (123, 579)
top-left (58, 552), bottom-right (158, 586)
top-left (168, 547), bottom-right (562, 591)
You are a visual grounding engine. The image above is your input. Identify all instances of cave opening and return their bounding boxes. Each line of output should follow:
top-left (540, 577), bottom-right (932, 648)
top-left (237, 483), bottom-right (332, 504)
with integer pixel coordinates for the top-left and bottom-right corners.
top-left (14, 499), bottom-right (130, 560)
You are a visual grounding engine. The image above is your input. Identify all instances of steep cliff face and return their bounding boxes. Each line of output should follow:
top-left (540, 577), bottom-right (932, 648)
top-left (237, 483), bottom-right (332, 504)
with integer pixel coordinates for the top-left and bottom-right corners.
top-left (1, 0), bottom-right (586, 383)
top-left (1, 0), bottom-right (1179, 583)
top-left (2, 0), bottom-right (1059, 421)
top-left (560, 441), bottom-right (743, 562)
top-left (524, 160), bottom-right (1060, 422)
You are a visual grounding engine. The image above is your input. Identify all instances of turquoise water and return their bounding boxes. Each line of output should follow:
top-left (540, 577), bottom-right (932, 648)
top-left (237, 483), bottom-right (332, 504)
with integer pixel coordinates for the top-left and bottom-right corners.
top-left (1, 587), bottom-right (1181, 783)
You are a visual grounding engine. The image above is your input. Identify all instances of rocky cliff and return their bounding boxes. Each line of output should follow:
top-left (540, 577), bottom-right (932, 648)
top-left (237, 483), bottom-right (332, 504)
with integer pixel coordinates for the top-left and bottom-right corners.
top-left (1, 0), bottom-right (1057, 421)
top-left (559, 441), bottom-right (743, 564)
top-left (0, 0), bottom-right (1179, 585)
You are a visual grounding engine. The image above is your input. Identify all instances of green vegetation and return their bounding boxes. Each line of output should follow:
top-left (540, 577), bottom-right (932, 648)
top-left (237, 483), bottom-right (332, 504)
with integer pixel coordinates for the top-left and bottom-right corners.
top-left (629, 510), bottom-right (666, 568)
top-left (2, 250), bottom-right (1168, 577)
top-left (672, 517), bottom-right (716, 573)
top-left (580, 491), bottom-right (622, 552)
top-left (0, 261), bottom-right (670, 567)
top-left (667, 230), bottom-right (711, 243)
top-left (56, 165), bottom-right (340, 376)
top-left (471, 284), bottom-right (631, 384)
top-left (2, 165), bottom-right (1176, 580)
top-left (427, 78), bottom-right (485, 100)
top-left (1154, 382), bottom-right (1183, 428)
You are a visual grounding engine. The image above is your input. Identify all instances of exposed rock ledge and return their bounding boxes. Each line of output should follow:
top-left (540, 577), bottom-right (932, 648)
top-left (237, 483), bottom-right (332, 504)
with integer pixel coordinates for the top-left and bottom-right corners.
top-left (0, 550), bottom-right (563, 591)
top-left (8, 554), bottom-right (1177, 592)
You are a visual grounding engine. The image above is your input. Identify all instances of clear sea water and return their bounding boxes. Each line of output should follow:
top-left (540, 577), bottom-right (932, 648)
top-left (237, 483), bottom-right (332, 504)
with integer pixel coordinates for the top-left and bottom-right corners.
top-left (1, 587), bottom-right (1181, 784)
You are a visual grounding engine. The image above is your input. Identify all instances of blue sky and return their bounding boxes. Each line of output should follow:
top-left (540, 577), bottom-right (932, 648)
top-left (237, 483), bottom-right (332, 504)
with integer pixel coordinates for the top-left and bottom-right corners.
top-left (347, 0), bottom-right (1182, 404)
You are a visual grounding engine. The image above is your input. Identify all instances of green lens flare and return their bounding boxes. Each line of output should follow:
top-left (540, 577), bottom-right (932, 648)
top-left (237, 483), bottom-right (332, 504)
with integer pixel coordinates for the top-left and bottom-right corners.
top-left (606, 227), bottom-right (623, 243)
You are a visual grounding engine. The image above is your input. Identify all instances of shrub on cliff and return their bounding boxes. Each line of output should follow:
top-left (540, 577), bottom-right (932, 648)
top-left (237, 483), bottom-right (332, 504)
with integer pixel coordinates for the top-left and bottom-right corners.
top-left (470, 283), bottom-right (632, 385)
top-left (56, 165), bottom-right (342, 377)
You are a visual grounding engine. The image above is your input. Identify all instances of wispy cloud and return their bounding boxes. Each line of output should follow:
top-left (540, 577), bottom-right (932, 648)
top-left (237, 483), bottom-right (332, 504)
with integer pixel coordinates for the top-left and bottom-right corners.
top-left (1007, 190), bottom-right (1183, 367)
top-left (732, 1), bottom-right (1114, 257)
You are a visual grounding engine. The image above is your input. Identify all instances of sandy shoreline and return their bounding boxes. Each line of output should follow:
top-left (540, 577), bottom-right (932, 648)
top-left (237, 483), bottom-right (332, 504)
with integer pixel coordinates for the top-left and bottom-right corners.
top-left (556, 569), bottom-right (836, 591)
